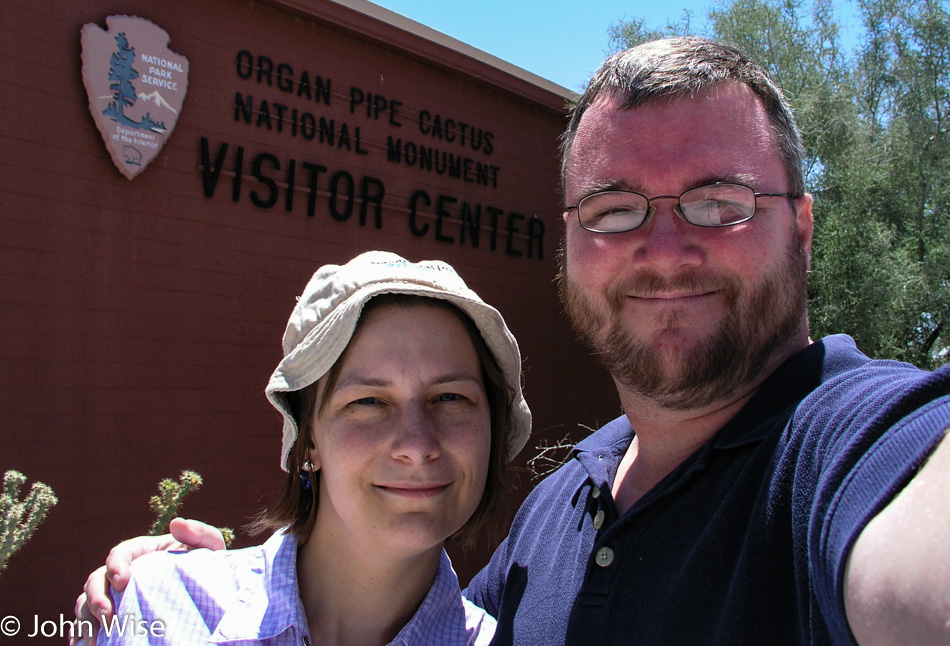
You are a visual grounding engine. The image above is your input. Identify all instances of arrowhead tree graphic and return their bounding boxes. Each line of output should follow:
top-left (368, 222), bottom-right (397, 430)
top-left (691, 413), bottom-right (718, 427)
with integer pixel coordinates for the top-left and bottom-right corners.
top-left (81, 16), bottom-right (189, 179)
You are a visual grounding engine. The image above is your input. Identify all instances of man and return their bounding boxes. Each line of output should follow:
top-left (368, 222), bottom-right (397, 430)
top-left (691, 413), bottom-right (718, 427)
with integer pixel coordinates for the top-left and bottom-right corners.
top-left (77, 38), bottom-right (950, 645)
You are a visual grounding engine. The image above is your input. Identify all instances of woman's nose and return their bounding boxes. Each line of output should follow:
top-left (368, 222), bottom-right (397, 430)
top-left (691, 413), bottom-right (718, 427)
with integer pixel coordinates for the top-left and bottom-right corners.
top-left (390, 406), bottom-right (441, 463)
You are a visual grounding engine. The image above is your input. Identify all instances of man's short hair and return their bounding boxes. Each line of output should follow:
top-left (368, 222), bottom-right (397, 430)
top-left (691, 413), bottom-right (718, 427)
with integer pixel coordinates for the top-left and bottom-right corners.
top-left (560, 37), bottom-right (805, 197)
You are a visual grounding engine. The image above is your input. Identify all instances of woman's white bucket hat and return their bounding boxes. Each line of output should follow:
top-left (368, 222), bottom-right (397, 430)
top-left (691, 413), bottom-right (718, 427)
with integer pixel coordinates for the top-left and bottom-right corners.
top-left (266, 250), bottom-right (532, 471)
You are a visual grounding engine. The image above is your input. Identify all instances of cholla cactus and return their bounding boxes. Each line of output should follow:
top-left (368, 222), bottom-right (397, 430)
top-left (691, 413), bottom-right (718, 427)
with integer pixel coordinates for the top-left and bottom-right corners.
top-left (148, 470), bottom-right (203, 536)
top-left (147, 470), bottom-right (234, 547)
top-left (219, 527), bottom-right (235, 547)
top-left (0, 470), bottom-right (58, 575)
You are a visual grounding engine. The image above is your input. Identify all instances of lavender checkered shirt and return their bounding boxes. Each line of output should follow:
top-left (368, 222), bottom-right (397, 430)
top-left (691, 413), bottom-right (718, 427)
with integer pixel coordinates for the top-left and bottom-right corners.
top-left (82, 530), bottom-right (495, 645)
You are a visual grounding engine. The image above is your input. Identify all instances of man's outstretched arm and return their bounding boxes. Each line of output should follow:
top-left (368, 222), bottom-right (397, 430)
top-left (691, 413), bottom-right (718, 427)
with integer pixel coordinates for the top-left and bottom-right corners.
top-left (845, 430), bottom-right (950, 646)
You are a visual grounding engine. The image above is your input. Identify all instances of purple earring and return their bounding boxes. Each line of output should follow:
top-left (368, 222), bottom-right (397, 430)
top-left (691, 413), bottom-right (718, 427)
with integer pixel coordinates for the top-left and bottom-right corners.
top-left (300, 459), bottom-right (315, 490)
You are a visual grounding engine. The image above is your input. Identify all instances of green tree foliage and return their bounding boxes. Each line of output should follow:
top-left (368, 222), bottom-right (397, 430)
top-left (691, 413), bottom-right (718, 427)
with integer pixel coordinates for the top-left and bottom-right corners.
top-left (608, 0), bottom-right (950, 368)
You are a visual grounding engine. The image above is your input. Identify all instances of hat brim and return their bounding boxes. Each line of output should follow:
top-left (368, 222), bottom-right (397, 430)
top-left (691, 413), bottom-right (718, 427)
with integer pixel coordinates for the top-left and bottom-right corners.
top-left (267, 280), bottom-right (531, 471)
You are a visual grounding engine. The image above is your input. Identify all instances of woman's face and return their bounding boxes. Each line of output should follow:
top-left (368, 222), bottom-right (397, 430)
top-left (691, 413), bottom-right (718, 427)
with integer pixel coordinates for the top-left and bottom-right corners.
top-left (308, 303), bottom-right (492, 560)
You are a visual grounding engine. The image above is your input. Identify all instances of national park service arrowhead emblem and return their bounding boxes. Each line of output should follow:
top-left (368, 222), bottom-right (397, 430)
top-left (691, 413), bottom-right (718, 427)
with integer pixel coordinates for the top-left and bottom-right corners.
top-left (81, 16), bottom-right (189, 180)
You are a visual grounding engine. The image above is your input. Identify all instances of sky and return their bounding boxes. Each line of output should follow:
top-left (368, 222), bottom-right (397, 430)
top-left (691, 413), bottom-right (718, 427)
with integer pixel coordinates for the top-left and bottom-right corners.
top-left (369, 0), bottom-right (864, 92)
top-left (370, 0), bottom-right (710, 91)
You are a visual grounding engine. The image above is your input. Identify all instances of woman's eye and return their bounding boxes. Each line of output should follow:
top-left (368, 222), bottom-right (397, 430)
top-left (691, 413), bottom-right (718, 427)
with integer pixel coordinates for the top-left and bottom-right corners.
top-left (352, 397), bottom-right (379, 406)
top-left (434, 393), bottom-right (463, 403)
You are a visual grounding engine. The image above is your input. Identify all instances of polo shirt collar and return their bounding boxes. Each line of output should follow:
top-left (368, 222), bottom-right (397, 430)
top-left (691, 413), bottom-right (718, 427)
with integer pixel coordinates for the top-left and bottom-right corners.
top-left (712, 335), bottom-right (869, 449)
top-left (573, 335), bottom-right (871, 458)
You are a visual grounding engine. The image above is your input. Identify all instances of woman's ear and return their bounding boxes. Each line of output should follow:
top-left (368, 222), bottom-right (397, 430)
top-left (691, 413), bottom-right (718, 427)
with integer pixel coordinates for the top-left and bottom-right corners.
top-left (307, 429), bottom-right (321, 472)
top-left (307, 451), bottom-right (321, 472)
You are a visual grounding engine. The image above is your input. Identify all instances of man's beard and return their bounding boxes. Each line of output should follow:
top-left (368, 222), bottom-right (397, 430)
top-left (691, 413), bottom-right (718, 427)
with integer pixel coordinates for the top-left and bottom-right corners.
top-left (557, 237), bottom-right (809, 411)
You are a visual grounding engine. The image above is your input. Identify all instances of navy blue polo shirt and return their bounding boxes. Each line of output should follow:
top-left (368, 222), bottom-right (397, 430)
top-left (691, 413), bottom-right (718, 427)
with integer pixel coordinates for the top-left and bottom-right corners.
top-left (465, 335), bottom-right (950, 645)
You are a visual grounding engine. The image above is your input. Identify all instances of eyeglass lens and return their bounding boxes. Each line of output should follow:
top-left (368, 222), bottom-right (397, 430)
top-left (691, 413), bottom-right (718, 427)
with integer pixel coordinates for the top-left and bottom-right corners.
top-left (578, 183), bottom-right (757, 232)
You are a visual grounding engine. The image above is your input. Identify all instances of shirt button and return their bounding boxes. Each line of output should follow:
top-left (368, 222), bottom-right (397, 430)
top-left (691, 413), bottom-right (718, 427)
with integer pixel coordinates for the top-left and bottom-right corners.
top-left (591, 486), bottom-right (601, 499)
top-left (595, 546), bottom-right (615, 567)
top-left (593, 509), bottom-right (605, 530)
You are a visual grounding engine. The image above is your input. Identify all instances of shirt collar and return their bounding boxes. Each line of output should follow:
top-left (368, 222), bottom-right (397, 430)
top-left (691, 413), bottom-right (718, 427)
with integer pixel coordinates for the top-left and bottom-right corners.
top-left (712, 335), bottom-right (869, 449)
top-left (210, 534), bottom-right (475, 646)
top-left (211, 530), bottom-right (306, 643)
top-left (571, 335), bottom-right (872, 474)
top-left (572, 416), bottom-right (634, 494)
top-left (388, 550), bottom-right (472, 646)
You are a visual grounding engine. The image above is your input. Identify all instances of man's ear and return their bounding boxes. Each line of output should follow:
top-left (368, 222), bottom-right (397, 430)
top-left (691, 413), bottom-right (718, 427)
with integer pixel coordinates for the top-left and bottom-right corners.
top-left (796, 194), bottom-right (814, 269)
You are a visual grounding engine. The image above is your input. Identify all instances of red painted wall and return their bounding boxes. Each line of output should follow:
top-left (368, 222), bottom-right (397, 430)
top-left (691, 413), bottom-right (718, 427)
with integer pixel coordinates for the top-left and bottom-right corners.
top-left (0, 0), bottom-right (618, 633)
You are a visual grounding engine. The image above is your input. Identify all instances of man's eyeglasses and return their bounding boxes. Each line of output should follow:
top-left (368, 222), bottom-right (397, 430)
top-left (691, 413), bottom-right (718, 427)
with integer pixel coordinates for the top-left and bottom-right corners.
top-left (566, 182), bottom-right (798, 233)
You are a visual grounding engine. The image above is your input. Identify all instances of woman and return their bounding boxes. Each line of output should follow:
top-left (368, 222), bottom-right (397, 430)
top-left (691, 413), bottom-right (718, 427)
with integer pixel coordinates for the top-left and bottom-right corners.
top-left (77, 250), bottom-right (531, 646)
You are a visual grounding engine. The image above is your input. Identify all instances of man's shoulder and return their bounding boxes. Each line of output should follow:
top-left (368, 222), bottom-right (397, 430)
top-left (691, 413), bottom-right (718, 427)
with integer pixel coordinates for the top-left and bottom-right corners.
top-left (769, 335), bottom-right (941, 417)
top-left (806, 335), bottom-right (946, 403)
top-left (778, 335), bottom-right (950, 490)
